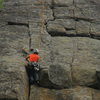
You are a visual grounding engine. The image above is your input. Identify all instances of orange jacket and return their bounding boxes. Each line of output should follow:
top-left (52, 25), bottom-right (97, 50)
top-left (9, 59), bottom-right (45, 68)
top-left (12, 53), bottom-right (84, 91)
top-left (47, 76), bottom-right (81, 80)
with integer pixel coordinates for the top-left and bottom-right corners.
top-left (28, 54), bottom-right (40, 62)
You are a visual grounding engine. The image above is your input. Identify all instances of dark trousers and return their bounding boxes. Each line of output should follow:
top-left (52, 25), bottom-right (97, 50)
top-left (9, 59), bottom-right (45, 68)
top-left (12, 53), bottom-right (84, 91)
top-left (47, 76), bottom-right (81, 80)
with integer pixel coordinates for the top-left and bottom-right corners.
top-left (27, 62), bottom-right (39, 84)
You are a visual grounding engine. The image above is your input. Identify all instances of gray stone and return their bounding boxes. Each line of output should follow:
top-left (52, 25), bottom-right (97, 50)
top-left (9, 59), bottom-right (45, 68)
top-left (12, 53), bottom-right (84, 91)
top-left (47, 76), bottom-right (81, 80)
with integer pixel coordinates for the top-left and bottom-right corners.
top-left (54, 6), bottom-right (74, 18)
top-left (47, 19), bottom-right (75, 36)
top-left (30, 86), bottom-right (100, 100)
top-left (1, 0), bottom-right (100, 99)
top-left (76, 20), bottom-right (90, 35)
top-left (92, 89), bottom-right (100, 100)
top-left (53, 0), bottom-right (73, 6)
top-left (0, 30), bottom-right (29, 100)
top-left (72, 63), bottom-right (96, 86)
top-left (74, 4), bottom-right (91, 20)
top-left (72, 87), bottom-right (92, 100)
top-left (48, 37), bottom-right (100, 87)
top-left (39, 69), bottom-right (56, 88)
top-left (0, 4), bottom-right (29, 98)
top-left (30, 85), bottom-right (72, 100)
top-left (48, 64), bottom-right (72, 88)
top-left (89, 5), bottom-right (100, 21)
top-left (90, 22), bottom-right (100, 36)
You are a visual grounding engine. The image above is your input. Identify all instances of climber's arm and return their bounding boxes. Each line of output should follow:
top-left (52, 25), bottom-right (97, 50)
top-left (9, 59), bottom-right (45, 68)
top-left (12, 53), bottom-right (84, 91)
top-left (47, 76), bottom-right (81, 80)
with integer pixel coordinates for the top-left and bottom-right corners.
top-left (22, 48), bottom-right (29, 55)
top-left (26, 55), bottom-right (29, 62)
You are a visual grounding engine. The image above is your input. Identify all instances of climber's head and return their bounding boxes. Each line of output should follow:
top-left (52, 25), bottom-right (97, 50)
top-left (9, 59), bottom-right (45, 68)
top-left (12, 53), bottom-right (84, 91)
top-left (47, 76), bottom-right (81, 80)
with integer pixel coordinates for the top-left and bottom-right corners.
top-left (30, 48), bottom-right (34, 53)
top-left (34, 49), bottom-right (39, 54)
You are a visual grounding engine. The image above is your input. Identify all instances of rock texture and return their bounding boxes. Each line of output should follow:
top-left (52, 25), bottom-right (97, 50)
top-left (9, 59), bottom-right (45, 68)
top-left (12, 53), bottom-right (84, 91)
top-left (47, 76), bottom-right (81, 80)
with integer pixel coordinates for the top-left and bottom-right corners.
top-left (0, 0), bottom-right (30, 100)
top-left (30, 85), bottom-right (100, 100)
top-left (0, 0), bottom-right (100, 100)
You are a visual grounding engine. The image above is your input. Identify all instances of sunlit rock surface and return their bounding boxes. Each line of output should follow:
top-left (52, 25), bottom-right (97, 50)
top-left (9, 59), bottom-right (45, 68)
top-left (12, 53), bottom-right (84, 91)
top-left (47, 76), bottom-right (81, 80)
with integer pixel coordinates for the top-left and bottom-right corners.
top-left (0, 0), bottom-right (100, 100)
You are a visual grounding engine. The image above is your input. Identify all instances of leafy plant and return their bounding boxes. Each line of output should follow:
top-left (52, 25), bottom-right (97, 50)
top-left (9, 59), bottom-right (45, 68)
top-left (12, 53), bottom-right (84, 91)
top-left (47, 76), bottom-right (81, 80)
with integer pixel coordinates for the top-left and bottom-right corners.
top-left (0, 0), bottom-right (4, 8)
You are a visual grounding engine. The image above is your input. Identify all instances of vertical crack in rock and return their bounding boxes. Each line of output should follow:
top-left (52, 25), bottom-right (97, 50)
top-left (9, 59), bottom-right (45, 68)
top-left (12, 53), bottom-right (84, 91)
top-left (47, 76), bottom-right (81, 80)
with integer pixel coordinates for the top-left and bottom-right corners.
top-left (91, 90), bottom-right (94, 100)
top-left (89, 2), bottom-right (92, 38)
top-left (26, 5), bottom-right (32, 51)
top-left (51, 0), bottom-right (55, 20)
top-left (87, 3), bottom-right (93, 39)
top-left (71, 38), bottom-right (78, 87)
top-left (45, 0), bottom-right (55, 33)
top-left (28, 27), bottom-right (32, 51)
top-left (38, 1), bottom-right (45, 49)
top-left (89, 22), bottom-right (93, 38)
top-left (70, 0), bottom-right (77, 87)
top-left (73, 0), bottom-right (77, 36)
top-left (26, 10), bottom-right (32, 100)
top-left (88, 4), bottom-right (96, 39)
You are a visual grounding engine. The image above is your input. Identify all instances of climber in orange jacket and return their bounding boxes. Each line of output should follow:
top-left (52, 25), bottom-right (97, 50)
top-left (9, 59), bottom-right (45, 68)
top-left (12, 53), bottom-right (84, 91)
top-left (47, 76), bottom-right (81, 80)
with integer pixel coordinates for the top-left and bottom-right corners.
top-left (26, 49), bottom-right (40, 84)
top-left (26, 49), bottom-right (40, 62)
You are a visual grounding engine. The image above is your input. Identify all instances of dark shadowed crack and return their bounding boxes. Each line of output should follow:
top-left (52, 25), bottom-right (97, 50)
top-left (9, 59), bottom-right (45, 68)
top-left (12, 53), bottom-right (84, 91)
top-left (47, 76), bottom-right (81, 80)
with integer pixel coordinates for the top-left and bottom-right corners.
top-left (89, 82), bottom-right (100, 90)
top-left (51, 16), bottom-right (94, 22)
top-left (44, 0), bottom-right (55, 25)
top-left (28, 26), bottom-right (32, 51)
top-left (74, 17), bottom-right (94, 22)
top-left (46, 30), bottom-right (100, 40)
top-left (52, 0), bottom-right (71, 7)
top-left (88, 71), bottom-right (100, 90)
top-left (89, 22), bottom-right (93, 38)
top-left (91, 91), bottom-right (94, 100)
top-left (8, 22), bottom-right (29, 27)
top-left (51, 0), bottom-right (56, 20)
top-left (64, 27), bottom-right (75, 31)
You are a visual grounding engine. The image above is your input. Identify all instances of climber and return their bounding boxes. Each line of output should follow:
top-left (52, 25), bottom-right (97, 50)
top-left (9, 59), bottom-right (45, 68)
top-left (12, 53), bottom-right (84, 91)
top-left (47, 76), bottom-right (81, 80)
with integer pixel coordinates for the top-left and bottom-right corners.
top-left (26, 49), bottom-right (40, 84)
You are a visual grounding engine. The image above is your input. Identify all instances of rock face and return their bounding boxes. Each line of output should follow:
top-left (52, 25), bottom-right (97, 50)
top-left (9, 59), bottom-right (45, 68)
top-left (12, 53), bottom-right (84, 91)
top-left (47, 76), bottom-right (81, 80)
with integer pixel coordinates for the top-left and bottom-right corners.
top-left (30, 85), bottom-right (100, 100)
top-left (0, 0), bottom-right (100, 100)
top-left (0, 27), bottom-right (29, 99)
top-left (0, 0), bottom-right (30, 100)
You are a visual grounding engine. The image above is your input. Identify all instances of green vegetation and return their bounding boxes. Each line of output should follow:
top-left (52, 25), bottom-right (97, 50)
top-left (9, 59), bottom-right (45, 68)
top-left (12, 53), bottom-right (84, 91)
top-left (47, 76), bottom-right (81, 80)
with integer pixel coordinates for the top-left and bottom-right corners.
top-left (0, 0), bottom-right (4, 8)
